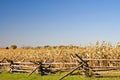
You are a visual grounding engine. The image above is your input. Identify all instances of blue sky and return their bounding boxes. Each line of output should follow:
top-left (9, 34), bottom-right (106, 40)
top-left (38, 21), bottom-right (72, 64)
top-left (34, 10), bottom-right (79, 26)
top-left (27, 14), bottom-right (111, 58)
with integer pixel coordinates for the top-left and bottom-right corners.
top-left (0, 0), bottom-right (120, 47)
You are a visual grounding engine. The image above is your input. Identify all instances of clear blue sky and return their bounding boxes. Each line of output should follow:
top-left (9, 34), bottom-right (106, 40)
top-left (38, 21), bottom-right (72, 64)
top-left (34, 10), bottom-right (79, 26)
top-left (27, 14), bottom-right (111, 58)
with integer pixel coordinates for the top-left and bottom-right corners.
top-left (0, 0), bottom-right (120, 47)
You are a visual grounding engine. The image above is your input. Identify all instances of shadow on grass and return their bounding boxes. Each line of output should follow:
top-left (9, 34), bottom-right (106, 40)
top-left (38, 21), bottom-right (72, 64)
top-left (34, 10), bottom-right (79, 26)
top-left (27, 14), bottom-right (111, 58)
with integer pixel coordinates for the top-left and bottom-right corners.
top-left (96, 75), bottom-right (120, 78)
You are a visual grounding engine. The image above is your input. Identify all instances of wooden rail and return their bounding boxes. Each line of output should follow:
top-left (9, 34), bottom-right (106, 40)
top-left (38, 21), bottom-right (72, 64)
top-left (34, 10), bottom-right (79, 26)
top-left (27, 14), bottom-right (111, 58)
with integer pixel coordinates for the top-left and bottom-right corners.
top-left (0, 62), bottom-right (78, 65)
top-left (83, 59), bottom-right (120, 62)
top-left (1, 59), bottom-right (120, 73)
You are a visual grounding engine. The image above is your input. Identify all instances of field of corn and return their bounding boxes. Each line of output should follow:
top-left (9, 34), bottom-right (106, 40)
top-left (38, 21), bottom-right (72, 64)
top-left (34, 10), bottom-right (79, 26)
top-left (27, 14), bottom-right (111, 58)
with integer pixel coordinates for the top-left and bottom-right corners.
top-left (1, 41), bottom-right (120, 67)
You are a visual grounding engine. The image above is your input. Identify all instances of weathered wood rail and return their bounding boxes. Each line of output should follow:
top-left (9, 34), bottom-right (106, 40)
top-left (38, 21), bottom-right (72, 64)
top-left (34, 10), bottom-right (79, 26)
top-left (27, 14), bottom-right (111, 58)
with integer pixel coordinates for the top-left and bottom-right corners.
top-left (0, 60), bottom-right (120, 74)
top-left (1, 59), bottom-right (120, 70)
top-left (1, 56), bottom-right (120, 79)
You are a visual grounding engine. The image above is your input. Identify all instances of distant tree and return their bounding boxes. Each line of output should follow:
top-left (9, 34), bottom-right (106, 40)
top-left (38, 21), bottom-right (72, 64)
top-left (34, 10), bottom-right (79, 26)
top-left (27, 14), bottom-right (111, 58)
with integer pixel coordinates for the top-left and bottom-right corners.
top-left (53, 46), bottom-right (57, 49)
top-left (6, 47), bottom-right (9, 49)
top-left (35, 46), bottom-right (41, 49)
top-left (10, 45), bottom-right (17, 49)
top-left (44, 45), bottom-right (50, 48)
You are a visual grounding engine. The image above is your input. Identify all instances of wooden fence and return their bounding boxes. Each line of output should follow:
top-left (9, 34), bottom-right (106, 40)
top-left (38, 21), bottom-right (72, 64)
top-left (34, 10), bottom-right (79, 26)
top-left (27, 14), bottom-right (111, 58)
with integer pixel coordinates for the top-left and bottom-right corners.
top-left (1, 55), bottom-right (120, 80)
top-left (1, 58), bottom-right (120, 72)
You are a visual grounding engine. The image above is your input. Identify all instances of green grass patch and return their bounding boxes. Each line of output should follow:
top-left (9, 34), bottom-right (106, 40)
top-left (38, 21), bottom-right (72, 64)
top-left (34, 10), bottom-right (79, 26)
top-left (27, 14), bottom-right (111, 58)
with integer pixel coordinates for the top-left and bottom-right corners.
top-left (0, 71), bottom-right (120, 80)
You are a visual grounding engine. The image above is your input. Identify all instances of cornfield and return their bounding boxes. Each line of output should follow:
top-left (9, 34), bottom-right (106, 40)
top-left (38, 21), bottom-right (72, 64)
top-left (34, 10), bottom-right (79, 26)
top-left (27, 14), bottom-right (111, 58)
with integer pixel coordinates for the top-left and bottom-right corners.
top-left (1, 41), bottom-right (120, 67)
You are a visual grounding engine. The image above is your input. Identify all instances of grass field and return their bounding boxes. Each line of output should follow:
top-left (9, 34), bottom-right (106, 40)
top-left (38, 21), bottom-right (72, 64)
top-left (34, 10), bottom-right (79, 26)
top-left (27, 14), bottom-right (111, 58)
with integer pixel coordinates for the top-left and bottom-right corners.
top-left (1, 72), bottom-right (120, 80)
